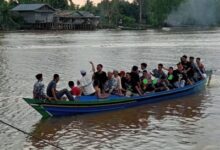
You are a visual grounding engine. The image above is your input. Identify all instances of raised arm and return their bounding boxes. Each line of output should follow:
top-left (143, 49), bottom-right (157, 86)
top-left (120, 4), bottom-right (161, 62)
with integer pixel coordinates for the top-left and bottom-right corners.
top-left (89, 61), bottom-right (95, 73)
top-left (162, 66), bottom-right (169, 71)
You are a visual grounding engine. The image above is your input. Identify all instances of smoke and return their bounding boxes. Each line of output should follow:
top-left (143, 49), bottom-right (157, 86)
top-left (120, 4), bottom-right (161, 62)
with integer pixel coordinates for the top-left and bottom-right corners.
top-left (166, 0), bottom-right (220, 27)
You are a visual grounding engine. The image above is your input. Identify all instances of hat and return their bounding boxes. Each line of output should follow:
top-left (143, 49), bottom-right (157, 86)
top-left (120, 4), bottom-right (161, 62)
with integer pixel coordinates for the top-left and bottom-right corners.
top-left (80, 70), bottom-right (86, 75)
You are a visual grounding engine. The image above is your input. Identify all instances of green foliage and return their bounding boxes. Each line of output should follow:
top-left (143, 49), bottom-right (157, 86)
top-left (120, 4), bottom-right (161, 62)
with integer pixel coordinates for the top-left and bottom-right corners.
top-left (0, 0), bottom-right (21, 30)
top-left (0, 0), bottom-right (203, 29)
top-left (147, 0), bottom-right (184, 27)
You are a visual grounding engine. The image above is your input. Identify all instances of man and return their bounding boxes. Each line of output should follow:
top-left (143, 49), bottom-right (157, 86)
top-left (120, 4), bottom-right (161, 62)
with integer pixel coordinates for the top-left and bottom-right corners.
top-left (188, 56), bottom-right (196, 81)
top-left (104, 71), bottom-right (117, 94)
top-left (130, 66), bottom-right (143, 95)
top-left (152, 64), bottom-right (167, 80)
top-left (152, 64), bottom-right (169, 91)
top-left (47, 74), bottom-right (74, 101)
top-left (68, 81), bottom-right (81, 96)
top-left (90, 61), bottom-right (108, 92)
top-left (173, 63), bottom-right (192, 88)
top-left (78, 70), bottom-right (96, 96)
top-left (33, 73), bottom-right (51, 100)
top-left (140, 63), bottom-right (147, 77)
top-left (181, 55), bottom-right (192, 74)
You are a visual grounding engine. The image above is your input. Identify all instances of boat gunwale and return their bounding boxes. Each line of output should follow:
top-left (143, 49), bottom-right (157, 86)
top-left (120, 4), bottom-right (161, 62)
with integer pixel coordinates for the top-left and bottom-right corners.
top-left (23, 79), bottom-right (206, 107)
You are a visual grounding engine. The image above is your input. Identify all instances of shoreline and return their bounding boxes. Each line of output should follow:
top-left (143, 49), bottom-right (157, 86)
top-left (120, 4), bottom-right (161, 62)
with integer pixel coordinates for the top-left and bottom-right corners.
top-left (1, 26), bottom-right (220, 33)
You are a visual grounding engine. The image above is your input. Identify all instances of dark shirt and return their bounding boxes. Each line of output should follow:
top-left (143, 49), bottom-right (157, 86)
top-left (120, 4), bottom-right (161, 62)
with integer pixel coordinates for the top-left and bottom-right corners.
top-left (121, 76), bottom-right (127, 90)
top-left (94, 71), bottom-right (108, 90)
top-left (130, 72), bottom-right (140, 93)
top-left (46, 80), bottom-right (56, 97)
top-left (187, 62), bottom-right (196, 78)
top-left (173, 70), bottom-right (188, 83)
top-left (181, 61), bottom-right (191, 71)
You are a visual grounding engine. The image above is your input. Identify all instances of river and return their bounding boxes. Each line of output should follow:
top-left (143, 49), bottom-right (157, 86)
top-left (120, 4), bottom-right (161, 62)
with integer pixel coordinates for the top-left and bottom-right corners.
top-left (0, 28), bottom-right (220, 150)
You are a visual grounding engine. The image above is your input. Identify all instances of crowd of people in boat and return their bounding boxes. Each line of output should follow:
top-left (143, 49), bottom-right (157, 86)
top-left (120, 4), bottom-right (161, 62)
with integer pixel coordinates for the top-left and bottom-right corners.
top-left (33, 55), bottom-right (206, 101)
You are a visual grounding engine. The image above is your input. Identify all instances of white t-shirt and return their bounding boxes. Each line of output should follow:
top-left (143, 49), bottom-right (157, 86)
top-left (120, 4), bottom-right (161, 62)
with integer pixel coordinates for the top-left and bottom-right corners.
top-left (114, 76), bottom-right (122, 90)
top-left (79, 73), bottom-right (95, 95)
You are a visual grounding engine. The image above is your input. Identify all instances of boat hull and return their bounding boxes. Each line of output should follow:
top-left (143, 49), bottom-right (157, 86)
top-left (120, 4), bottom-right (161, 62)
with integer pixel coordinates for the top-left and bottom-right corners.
top-left (24, 79), bottom-right (206, 118)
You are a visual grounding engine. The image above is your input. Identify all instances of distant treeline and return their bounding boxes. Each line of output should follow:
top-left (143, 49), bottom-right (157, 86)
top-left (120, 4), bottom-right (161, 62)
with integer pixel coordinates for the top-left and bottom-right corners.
top-left (1, 0), bottom-right (220, 30)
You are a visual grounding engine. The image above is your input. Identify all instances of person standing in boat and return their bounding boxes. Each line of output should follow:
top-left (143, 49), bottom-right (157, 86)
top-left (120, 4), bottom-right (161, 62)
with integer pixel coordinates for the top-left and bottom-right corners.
top-left (78, 70), bottom-right (96, 96)
top-left (90, 61), bottom-right (108, 93)
top-left (46, 74), bottom-right (74, 101)
top-left (33, 73), bottom-right (51, 100)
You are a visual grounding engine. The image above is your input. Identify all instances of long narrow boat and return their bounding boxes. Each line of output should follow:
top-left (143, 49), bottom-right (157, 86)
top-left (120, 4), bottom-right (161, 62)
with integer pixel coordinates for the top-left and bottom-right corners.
top-left (24, 72), bottom-right (212, 118)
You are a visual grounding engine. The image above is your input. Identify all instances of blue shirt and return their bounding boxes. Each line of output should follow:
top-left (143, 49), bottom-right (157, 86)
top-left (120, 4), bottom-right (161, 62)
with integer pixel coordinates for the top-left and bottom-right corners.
top-left (46, 80), bottom-right (56, 97)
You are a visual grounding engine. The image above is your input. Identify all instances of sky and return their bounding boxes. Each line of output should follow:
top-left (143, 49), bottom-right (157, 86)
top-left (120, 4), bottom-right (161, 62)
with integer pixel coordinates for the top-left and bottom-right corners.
top-left (72, 0), bottom-right (133, 6)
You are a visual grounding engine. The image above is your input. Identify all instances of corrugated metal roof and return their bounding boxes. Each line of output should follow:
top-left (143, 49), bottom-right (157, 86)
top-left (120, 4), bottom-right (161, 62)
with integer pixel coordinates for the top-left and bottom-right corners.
top-left (77, 11), bottom-right (95, 17)
top-left (11, 4), bottom-right (55, 12)
top-left (55, 10), bottom-right (98, 18)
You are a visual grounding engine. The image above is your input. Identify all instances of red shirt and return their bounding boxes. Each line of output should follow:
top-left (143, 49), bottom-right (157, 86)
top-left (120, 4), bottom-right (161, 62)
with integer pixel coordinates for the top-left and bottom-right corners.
top-left (71, 87), bottom-right (81, 96)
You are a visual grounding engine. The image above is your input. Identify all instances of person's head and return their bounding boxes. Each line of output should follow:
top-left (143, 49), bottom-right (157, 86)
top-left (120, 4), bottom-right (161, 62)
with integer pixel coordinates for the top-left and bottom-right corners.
top-left (143, 70), bottom-right (148, 78)
top-left (80, 70), bottom-right (86, 76)
top-left (113, 70), bottom-right (119, 77)
top-left (168, 67), bottom-right (173, 74)
top-left (126, 72), bottom-right (131, 80)
top-left (107, 71), bottom-right (113, 79)
top-left (119, 71), bottom-right (125, 77)
top-left (53, 74), bottom-right (59, 82)
top-left (189, 56), bottom-right (194, 63)
top-left (158, 63), bottom-right (163, 71)
top-left (96, 64), bottom-right (103, 72)
top-left (141, 63), bottom-right (147, 70)
top-left (177, 62), bottom-right (183, 71)
top-left (68, 81), bottom-right (74, 88)
top-left (196, 57), bottom-right (201, 64)
top-left (35, 73), bottom-right (43, 81)
top-left (131, 65), bottom-right (139, 73)
top-left (181, 55), bottom-right (187, 62)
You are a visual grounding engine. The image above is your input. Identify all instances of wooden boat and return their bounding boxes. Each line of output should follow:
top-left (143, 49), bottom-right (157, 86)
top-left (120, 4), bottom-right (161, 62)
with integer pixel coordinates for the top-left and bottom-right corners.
top-left (24, 72), bottom-right (212, 118)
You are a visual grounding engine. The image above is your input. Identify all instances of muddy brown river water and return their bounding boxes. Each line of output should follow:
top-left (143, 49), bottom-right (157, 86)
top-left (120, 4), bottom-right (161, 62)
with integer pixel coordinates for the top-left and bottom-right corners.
top-left (0, 28), bottom-right (220, 150)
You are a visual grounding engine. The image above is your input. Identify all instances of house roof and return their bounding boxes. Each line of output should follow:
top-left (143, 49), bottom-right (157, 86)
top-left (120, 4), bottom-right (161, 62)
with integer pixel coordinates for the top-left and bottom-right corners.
top-left (55, 10), bottom-right (99, 19)
top-left (11, 4), bottom-right (55, 12)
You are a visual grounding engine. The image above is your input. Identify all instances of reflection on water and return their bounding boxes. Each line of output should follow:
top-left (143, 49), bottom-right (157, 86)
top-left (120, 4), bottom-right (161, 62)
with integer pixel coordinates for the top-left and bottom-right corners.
top-left (0, 29), bottom-right (220, 150)
top-left (29, 92), bottom-right (207, 149)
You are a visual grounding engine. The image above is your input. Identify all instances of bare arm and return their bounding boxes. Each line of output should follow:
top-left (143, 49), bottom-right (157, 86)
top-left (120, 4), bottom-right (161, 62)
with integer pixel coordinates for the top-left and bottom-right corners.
top-left (52, 88), bottom-right (58, 100)
top-left (162, 66), bottom-right (169, 71)
top-left (135, 85), bottom-right (143, 96)
top-left (89, 61), bottom-right (95, 73)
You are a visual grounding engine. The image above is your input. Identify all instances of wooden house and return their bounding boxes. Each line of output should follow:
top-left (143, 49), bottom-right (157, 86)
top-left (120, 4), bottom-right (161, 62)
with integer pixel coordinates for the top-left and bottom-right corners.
top-left (11, 4), bottom-right (55, 29)
top-left (11, 4), bottom-right (99, 30)
top-left (54, 10), bottom-right (100, 30)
